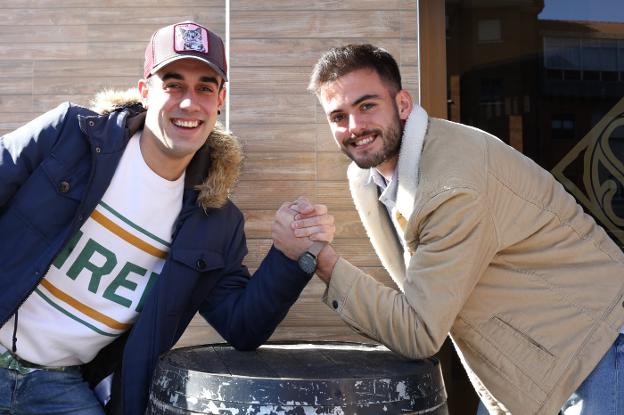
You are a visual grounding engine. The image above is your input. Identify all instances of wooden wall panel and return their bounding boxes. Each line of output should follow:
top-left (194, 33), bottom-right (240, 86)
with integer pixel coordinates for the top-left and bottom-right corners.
top-left (232, 181), bottom-right (318, 210)
top-left (0, 1), bottom-right (419, 349)
top-left (231, 1), bottom-right (411, 10)
top-left (34, 60), bottom-right (142, 77)
top-left (0, 61), bottom-right (33, 77)
top-left (33, 77), bottom-right (138, 95)
top-left (0, 112), bottom-right (40, 133)
top-left (317, 153), bottom-right (351, 181)
top-left (0, 79), bottom-right (32, 95)
top-left (13, 0), bottom-right (222, 6)
top-left (0, 96), bottom-right (35, 113)
top-left (229, 94), bottom-right (315, 124)
top-left (236, 124), bottom-right (316, 152)
top-left (0, 3), bottom-right (225, 135)
top-left (317, 181), bottom-right (360, 210)
top-left (229, 67), bottom-right (312, 95)
top-left (240, 152), bottom-right (316, 181)
top-left (0, 8), bottom-right (224, 26)
top-left (231, 38), bottom-right (403, 67)
top-left (242, 209), bottom-right (366, 239)
top-left (232, 11), bottom-right (400, 38)
top-left (227, 0), bottom-right (418, 349)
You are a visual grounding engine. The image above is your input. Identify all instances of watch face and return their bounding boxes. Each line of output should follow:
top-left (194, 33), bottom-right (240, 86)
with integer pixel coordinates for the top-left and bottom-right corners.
top-left (298, 252), bottom-right (317, 274)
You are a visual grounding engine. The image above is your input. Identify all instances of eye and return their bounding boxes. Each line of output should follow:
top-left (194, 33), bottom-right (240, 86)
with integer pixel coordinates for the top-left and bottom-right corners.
top-left (330, 113), bottom-right (345, 123)
top-left (198, 85), bottom-right (215, 93)
top-left (361, 102), bottom-right (375, 111)
top-left (164, 82), bottom-right (182, 91)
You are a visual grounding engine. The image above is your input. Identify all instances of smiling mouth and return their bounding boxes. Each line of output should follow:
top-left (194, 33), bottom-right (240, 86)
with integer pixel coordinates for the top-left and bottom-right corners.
top-left (172, 119), bottom-right (203, 129)
top-left (353, 135), bottom-right (376, 147)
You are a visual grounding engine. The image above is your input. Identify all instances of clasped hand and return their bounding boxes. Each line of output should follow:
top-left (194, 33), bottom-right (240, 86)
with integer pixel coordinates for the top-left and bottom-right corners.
top-left (272, 196), bottom-right (335, 261)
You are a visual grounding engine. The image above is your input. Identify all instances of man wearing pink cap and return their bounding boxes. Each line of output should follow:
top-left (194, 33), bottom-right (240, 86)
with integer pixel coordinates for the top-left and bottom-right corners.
top-left (0, 21), bottom-right (333, 414)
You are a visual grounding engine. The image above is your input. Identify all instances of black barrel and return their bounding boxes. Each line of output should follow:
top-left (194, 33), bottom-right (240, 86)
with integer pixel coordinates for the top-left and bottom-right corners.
top-left (147, 341), bottom-right (448, 415)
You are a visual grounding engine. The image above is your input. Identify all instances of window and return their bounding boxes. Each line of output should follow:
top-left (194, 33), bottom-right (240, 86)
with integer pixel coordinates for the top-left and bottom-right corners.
top-left (619, 39), bottom-right (624, 80)
top-left (544, 37), bottom-right (581, 70)
top-left (545, 37), bottom-right (623, 81)
top-left (479, 78), bottom-right (504, 103)
top-left (478, 19), bottom-right (502, 43)
top-left (551, 114), bottom-right (576, 140)
top-left (583, 38), bottom-right (617, 80)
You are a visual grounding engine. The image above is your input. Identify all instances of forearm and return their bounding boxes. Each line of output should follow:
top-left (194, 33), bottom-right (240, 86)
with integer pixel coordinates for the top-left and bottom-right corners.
top-left (322, 190), bottom-right (497, 360)
top-left (315, 243), bottom-right (340, 283)
top-left (322, 257), bottom-right (442, 359)
top-left (202, 246), bottom-right (312, 350)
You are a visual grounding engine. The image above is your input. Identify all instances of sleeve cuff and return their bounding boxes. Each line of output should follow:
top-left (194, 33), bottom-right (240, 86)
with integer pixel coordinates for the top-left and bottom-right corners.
top-left (322, 257), bottom-right (359, 313)
top-left (267, 244), bottom-right (313, 286)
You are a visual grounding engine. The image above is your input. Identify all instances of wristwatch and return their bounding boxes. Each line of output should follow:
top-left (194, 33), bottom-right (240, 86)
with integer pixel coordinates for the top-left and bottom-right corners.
top-left (297, 241), bottom-right (325, 275)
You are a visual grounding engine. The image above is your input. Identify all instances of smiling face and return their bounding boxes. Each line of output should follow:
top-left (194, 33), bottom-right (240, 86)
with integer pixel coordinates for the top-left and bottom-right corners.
top-left (138, 59), bottom-right (225, 180)
top-left (318, 68), bottom-right (412, 178)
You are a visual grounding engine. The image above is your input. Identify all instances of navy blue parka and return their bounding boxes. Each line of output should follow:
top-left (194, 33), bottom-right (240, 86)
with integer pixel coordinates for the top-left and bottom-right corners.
top-left (0, 95), bottom-right (312, 414)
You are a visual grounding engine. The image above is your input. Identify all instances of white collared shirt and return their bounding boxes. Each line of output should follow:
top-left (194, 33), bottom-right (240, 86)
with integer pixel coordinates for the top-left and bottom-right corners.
top-left (367, 168), bottom-right (398, 214)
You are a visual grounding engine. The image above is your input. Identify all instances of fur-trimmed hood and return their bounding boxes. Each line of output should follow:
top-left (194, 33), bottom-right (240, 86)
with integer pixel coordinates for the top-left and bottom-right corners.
top-left (89, 88), bottom-right (242, 210)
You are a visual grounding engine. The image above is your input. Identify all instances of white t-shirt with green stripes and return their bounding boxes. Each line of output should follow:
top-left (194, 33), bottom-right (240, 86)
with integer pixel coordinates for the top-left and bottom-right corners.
top-left (0, 131), bottom-right (184, 366)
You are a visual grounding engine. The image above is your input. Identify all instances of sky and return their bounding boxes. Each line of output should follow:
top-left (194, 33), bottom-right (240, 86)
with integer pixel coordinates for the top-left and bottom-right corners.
top-left (539, 0), bottom-right (624, 22)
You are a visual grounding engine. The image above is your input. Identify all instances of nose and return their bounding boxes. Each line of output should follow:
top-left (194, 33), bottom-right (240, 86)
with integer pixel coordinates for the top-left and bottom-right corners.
top-left (348, 114), bottom-right (365, 136)
top-left (179, 90), bottom-right (201, 112)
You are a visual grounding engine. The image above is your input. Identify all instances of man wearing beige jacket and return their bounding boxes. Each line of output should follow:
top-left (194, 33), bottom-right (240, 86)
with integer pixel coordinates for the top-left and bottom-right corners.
top-left (304, 44), bottom-right (624, 414)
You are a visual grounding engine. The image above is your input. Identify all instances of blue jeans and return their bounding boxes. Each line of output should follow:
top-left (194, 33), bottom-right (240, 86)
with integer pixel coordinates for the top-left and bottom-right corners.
top-left (561, 333), bottom-right (624, 415)
top-left (0, 366), bottom-right (104, 414)
top-left (476, 334), bottom-right (624, 415)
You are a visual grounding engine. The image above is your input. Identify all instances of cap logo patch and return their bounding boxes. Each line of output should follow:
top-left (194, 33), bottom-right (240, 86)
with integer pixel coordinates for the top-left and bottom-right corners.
top-left (174, 24), bottom-right (208, 53)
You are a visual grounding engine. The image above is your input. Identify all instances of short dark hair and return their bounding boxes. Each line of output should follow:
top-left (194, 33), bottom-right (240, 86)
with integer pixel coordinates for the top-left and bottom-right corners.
top-left (308, 44), bottom-right (402, 95)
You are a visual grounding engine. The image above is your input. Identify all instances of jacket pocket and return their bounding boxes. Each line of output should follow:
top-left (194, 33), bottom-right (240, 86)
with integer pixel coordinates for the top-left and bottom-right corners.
top-left (164, 248), bottom-right (225, 314)
top-left (42, 153), bottom-right (90, 202)
top-left (480, 315), bottom-right (555, 387)
top-left (12, 155), bottom-right (89, 238)
top-left (171, 248), bottom-right (224, 273)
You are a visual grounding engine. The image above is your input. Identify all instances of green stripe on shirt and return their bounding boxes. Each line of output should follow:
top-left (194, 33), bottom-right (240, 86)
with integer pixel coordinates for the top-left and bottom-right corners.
top-left (98, 201), bottom-right (170, 247)
top-left (34, 288), bottom-right (118, 338)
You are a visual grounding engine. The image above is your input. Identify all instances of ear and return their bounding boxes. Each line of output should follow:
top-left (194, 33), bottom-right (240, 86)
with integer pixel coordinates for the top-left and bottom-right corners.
top-left (217, 85), bottom-right (227, 112)
top-left (138, 78), bottom-right (150, 107)
top-left (395, 89), bottom-right (413, 121)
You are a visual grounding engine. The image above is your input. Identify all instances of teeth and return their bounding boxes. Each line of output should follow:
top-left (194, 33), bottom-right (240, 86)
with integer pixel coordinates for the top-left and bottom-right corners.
top-left (173, 119), bottom-right (200, 128)
top-left (354, 136), bottom-right (374, 146)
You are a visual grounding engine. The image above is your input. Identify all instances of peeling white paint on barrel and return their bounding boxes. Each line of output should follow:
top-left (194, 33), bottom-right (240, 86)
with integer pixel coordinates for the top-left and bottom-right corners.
top-left (146, 341), bottom-right (448, 414)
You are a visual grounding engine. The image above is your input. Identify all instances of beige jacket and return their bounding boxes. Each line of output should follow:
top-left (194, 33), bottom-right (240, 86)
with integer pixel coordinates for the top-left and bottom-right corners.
top-left (324, 108), bottom-right (624, 414)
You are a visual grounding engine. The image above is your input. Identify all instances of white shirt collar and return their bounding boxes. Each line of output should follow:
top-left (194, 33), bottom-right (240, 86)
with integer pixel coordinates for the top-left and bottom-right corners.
top-left (368, 168), bottom-right (399, 211)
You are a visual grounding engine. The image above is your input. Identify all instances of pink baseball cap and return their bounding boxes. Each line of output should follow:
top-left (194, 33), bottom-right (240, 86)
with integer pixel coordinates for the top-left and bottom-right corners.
top-left (143, 21), bottom-right (228, 81)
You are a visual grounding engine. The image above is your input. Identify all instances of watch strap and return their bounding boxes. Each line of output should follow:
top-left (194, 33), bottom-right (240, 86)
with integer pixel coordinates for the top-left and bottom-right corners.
top-left (307, 241), bottom-right (325, 258)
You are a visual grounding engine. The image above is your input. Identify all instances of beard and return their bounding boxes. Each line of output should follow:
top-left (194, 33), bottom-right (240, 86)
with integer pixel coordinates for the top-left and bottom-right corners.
top-left (341, 110), bottom-right (403, 169)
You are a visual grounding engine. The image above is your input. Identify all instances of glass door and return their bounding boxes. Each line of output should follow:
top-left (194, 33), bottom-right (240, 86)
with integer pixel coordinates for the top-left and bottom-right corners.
top-left (445, 0), bottom-right (624, 246)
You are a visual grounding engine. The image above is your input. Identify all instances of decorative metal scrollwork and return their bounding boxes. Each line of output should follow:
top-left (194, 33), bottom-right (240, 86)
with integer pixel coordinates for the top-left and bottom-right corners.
top-left (552, 98), bottom-right (624, 246)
